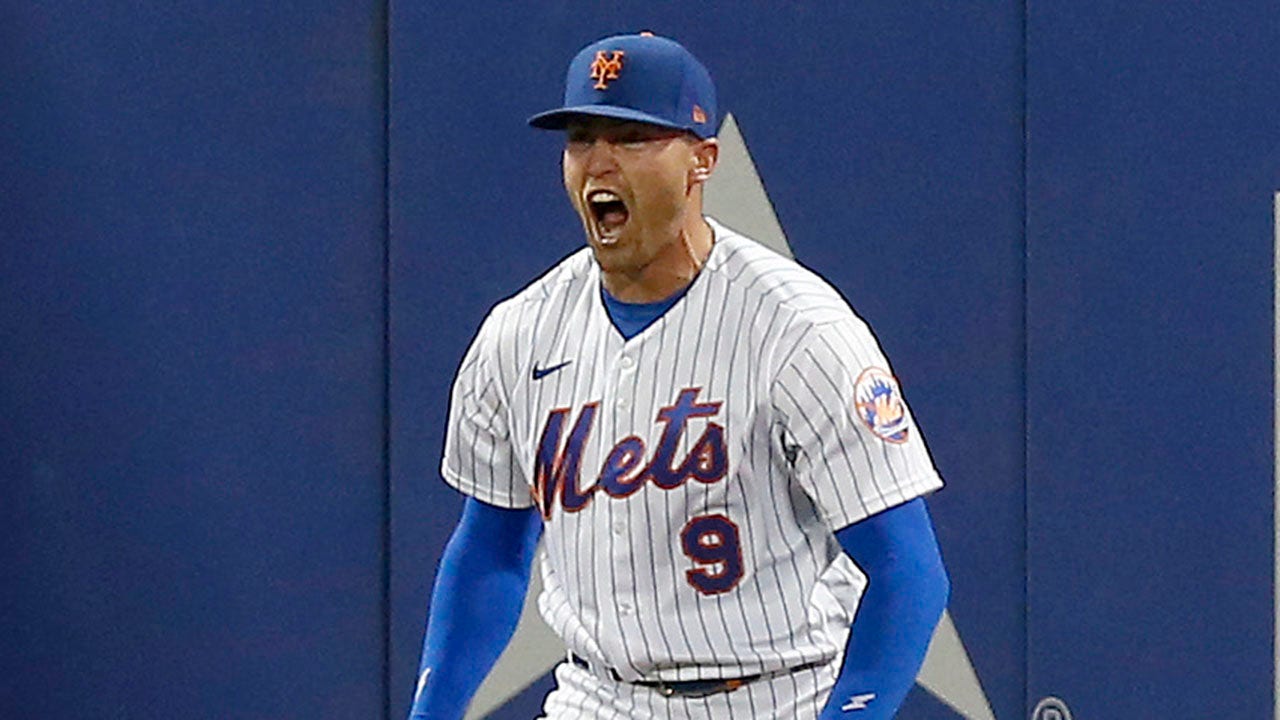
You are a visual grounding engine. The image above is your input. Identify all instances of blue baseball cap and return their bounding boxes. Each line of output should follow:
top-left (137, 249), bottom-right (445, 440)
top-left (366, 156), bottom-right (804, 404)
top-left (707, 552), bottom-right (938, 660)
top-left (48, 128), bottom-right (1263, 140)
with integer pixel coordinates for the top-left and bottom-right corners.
top-left (528, 32), bottom-right (718, 138)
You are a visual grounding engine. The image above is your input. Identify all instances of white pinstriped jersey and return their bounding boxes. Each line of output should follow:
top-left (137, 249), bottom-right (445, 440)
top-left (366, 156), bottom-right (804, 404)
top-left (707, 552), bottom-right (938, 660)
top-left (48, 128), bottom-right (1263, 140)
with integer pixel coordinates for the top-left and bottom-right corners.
top-left (441, 217), bottom-right (943, 683)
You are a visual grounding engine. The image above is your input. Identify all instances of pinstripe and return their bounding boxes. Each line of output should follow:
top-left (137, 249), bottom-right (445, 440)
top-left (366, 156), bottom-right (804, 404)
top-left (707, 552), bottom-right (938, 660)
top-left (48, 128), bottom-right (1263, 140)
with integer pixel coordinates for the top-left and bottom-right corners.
top-left (719, 268), bottom-right (787, 675)
top-left (649, 309), bottom-right (706, 667)
top-left (682, 272), bottom-right (753, 676)
top-left (696, 270), bottom-right (752, 671)
top-left (715, 276), bottom-right (775, 677)
top-left (440, 219), bottom-right (942, 716)
top-left (679, 277), bottom-right (719, 669)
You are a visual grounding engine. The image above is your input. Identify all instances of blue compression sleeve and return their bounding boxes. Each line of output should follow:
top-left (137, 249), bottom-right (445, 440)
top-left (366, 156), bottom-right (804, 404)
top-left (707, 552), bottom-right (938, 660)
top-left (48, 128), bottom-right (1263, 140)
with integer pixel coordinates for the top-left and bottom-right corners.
top-left (408, 498), bottom-right (542, 720)
top-left (819, 498), bottom-right (949, 720)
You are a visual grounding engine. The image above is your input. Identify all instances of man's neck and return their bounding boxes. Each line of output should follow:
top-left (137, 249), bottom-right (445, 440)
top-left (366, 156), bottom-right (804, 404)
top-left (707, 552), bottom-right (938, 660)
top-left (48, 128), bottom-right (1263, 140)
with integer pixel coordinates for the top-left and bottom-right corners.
top-left (601, 216), bottom-right (714, 303)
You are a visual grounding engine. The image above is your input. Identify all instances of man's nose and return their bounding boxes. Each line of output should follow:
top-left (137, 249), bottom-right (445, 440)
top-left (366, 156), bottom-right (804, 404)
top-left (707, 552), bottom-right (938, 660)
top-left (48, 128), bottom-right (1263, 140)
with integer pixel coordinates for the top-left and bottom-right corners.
top-left (582, 138), bottom-right (619, 174)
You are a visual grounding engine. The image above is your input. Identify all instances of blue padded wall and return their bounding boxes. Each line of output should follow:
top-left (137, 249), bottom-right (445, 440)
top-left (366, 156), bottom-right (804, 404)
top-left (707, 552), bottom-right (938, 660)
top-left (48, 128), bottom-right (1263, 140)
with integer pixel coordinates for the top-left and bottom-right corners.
top-left (1, 2), bottom-right (388, 717)
top-left (1027, 2), bottom-right (1279, 718)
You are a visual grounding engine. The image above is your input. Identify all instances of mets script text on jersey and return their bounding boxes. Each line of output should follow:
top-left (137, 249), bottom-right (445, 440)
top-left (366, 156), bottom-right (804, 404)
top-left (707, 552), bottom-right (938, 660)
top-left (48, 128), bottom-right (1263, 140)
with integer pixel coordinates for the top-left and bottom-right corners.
top-left (532, 387), bottom-right (727, 519)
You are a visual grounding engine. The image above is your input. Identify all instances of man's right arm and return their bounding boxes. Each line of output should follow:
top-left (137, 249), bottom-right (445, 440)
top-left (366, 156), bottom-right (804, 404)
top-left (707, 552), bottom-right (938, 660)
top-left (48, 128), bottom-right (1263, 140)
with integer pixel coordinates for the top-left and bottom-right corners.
top-left (408, 497), bottom-right (543, 720)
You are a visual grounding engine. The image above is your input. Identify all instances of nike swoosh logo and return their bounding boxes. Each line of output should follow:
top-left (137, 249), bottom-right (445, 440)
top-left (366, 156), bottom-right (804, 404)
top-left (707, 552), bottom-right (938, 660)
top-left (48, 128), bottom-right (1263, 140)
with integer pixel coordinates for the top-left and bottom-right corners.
top-left (532, 360), bottom-right (572, 380)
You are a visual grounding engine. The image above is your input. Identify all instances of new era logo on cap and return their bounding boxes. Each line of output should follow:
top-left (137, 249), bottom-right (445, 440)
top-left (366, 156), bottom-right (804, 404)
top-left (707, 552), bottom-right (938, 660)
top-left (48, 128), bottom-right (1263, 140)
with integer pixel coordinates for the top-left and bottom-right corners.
top-left (528, 32), bottom-right (718, 138)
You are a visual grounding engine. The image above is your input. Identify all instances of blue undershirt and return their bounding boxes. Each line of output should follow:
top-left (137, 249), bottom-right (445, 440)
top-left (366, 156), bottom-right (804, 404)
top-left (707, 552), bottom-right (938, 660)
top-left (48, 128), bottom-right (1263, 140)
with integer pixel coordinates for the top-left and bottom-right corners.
top-left (600, 284), bottom-right (687, 339)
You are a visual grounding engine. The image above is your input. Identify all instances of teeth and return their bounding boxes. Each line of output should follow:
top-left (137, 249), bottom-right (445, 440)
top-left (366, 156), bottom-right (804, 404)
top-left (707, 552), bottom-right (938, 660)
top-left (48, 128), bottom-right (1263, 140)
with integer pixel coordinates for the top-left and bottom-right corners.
top-left (588, 190), bottom-right (621, 203)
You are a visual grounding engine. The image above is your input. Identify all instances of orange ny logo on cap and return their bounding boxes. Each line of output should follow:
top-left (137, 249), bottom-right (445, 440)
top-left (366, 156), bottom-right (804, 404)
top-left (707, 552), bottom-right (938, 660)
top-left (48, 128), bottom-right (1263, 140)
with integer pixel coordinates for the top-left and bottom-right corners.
top-left (589, 50), bottom-right (625, 90)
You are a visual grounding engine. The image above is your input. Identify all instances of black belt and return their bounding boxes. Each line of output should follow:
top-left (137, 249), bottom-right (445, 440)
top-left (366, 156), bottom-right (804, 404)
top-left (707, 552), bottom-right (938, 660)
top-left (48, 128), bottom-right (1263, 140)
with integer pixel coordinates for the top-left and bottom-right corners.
top-left (569, 653), bottom-right (828, 698)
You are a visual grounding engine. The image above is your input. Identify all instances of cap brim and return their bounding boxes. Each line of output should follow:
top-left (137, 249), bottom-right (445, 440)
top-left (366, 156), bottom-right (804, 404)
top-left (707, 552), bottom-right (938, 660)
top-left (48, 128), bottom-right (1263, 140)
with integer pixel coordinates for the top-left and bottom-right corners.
top-left (527, 104), bottom-right (691, 133)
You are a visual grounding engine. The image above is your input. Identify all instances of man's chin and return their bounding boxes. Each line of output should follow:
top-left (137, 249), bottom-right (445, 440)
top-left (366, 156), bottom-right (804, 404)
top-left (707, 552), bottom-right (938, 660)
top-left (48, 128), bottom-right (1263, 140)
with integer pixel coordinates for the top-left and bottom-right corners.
top-left (589, 245), bottom-right (621, 268)
top-left (588, 242), bottom-right (634, 272)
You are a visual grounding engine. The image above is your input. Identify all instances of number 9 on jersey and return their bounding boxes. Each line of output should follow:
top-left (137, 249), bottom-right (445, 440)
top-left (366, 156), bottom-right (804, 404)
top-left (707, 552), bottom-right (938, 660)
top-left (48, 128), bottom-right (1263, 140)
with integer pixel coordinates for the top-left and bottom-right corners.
top-left (680, 514), bottom-right (744, 595)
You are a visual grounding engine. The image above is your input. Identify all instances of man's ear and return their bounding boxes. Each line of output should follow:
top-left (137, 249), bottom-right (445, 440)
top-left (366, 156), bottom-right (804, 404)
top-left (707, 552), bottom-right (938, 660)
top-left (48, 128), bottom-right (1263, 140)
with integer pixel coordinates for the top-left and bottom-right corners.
top-left (689, 138), bottom-right (719, 183)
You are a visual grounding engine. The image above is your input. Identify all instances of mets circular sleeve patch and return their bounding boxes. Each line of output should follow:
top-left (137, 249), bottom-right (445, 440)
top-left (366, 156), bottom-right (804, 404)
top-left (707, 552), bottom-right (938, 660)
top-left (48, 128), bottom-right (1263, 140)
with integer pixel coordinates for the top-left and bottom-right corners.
top-left (853, 367), bottom-right (911, 443)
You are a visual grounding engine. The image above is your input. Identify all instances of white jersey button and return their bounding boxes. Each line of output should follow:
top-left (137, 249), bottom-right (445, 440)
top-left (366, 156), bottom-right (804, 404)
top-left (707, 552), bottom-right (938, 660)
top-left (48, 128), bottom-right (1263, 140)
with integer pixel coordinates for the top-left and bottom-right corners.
top-left (619, 355), bottom-right (634, 370)
top-left (618, 603), bottom-right (633, 615)
top-left (612, 522), bottom-right (626, 535)
top-left (616, 395), bottom-right (629, 409)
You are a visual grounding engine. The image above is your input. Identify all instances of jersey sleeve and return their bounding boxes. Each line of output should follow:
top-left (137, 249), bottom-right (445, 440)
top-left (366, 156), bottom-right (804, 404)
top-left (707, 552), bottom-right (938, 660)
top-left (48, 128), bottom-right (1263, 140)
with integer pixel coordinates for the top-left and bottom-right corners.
top-left (771, 316), bottom-right (943, 531)
top-left (440, 310), bottom-right (534, 509)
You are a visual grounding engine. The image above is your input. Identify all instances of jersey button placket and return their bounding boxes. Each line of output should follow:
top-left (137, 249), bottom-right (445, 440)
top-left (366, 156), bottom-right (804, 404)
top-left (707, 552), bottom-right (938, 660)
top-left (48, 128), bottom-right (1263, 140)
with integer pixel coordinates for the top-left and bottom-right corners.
top-left (608, 350), bottom-right (642, 655)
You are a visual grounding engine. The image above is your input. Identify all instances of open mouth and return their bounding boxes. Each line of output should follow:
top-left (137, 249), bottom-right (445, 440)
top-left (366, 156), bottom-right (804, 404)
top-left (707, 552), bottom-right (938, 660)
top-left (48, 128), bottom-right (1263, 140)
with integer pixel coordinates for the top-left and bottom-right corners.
top-left (587, 190), bottom-right (629, 238)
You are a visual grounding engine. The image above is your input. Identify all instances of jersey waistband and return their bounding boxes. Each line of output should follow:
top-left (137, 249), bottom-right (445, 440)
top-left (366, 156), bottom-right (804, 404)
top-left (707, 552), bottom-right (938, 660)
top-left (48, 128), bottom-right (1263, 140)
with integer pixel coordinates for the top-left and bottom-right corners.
top-left (568, 652), bottom-right (830, 699)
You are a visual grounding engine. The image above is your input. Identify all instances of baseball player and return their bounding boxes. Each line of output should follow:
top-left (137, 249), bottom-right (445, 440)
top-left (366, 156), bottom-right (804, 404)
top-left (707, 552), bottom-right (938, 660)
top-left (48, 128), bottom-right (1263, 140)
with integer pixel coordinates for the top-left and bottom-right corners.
top-left (410, 32), bottom-right (949, 720)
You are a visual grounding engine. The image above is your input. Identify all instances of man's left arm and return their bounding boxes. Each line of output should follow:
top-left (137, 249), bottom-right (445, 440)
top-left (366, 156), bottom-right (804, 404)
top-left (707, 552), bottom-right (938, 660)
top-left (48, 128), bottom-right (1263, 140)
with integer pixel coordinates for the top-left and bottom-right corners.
top-left (819, 498), bottom-right (949, 720)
